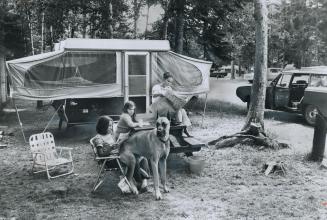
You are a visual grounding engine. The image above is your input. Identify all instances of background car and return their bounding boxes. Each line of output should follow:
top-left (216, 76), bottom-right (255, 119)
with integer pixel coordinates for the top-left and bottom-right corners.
top-left (210, 64), bottom-right (220, 77)
top-left (246, 67), bottom-right (282, 83)
top-left (210, 64), bottom-right (228, 78)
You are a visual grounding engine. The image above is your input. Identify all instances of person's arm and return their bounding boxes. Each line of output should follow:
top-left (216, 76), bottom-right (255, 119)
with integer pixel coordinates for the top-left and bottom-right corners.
top-left (122, 114), bottom-right (141, 128)
top-left (152, 84), bottom-right (166, 98)
top-left (93, 137), bottom-right (107, 157)
top-left (95, 138), bottom-right (118, 157)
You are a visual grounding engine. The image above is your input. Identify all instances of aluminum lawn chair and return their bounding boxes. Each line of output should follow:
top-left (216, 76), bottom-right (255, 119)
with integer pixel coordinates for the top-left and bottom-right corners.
top-left (29, 132), bottom-right (74, 179)
top-left (90, 137), bottom-right (131, 192)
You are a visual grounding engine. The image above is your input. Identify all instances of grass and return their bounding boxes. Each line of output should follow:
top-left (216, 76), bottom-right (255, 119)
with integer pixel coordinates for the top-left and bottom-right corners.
top-left (0, 97), bottom-right (327, 219)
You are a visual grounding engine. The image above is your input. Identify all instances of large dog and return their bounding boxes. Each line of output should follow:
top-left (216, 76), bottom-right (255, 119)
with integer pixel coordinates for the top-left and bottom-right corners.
top-left (119, 117), bottom-right (170, 200)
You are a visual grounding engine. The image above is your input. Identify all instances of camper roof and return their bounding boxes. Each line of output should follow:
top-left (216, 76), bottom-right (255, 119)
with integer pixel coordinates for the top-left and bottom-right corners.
top-left (57, 38), bottom-right (171, 51)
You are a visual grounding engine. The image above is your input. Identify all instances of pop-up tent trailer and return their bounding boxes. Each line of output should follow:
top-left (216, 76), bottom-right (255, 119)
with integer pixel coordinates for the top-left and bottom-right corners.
top-left (6, 38), bottom-right (212, 127)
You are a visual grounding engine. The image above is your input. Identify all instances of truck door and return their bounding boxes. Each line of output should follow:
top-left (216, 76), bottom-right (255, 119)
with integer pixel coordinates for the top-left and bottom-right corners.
top-left (266, 74), bottom-right (281, 109)
top-left (273, 73), bottom-right (292, 109)
top-left (289, 74), bottom-right (309, 104)
top-left (124, 52), bottom-right (150, 113)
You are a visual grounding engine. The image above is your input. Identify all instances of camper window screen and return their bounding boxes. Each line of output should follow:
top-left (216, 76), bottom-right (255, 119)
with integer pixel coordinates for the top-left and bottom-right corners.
top-left (25, 52), bottom-right (116, 88)
top-left (128, 55), bottom-right (147, 95)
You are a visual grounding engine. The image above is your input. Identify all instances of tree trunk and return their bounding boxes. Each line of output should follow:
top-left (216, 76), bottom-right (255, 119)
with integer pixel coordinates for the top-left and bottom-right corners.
top-left (162, 15), bottom-right (169, 40)
top-left (107, 1), bottom-right (113, 39)
top-left (208, 0), bottom-right (287, 150)
top-left (50, 25), bottom-right (54, 51)
top-left (144, 3), bottom-right (150, 39)
top-left (70, 27), bottom-right (75, 38)
top-left (202, 16), bottom-right (209, 60)
top-left (28, 14), bottom-right (35, 55)
top-left (231, 59), bottom-right (235, 79)
top-left (82, 11), bottom-right (87, 38)
top-left (41, 12), bottom-right (44, 53)
top-left (0, 7), bottom-right (5, 105)
top-left (238, 57), bottom-right (242, 77)
top-left (0, 52), bottom-right (6, 105)
top-left (242, 0), bottom-right (268, 130)
top-left (133, 0), bottom-right (142, 39)
top-left (175, 0), bottom-right (185, 54)
top-left (161, 0), bottom-right (171, 40)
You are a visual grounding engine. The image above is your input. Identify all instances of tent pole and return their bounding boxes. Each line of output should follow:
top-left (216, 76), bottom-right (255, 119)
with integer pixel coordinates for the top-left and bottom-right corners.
top-left (42, 103), bottom-right (63, 133)
top-left (201, 93), bottom-right (208, 128)
top-left (13, 100), bottom-right (28, 143)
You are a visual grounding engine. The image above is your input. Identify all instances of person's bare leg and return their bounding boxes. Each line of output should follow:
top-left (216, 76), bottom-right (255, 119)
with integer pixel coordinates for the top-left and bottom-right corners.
top-left (119, 152), bottom-right (138, 194)
top-left (180, 109), bottom-right (191, 127)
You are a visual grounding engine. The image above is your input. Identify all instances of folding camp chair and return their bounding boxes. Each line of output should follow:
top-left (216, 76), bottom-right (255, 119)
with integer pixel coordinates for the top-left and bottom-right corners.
top-left (90, 137), bottom-right (131, 192)
top-left (29, 132), bottom-right (74, 179)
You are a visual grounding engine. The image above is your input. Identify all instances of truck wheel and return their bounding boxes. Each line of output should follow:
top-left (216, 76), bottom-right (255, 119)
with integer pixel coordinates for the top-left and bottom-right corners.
top-left (304, 105), bottom-right (318, 126)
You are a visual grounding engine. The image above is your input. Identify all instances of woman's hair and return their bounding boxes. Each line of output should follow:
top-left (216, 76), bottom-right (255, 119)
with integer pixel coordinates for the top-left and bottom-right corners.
top-left (122, 100), bottom-right (137, 122)
top-left (163, 72), bottom-right (172, 80)
top-left (96, 116), bottom-right (113, 135)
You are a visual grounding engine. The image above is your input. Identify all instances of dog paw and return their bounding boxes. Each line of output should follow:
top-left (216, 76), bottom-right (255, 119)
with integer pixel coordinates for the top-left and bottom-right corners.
top-left (132, 188), bottom-right (139, 195)
top-left (155, 191), bottom-right (163, 200)
top-left (141, 179), bottom-right (148, 189)
top-left (130, 184), bottom-right (139, 195)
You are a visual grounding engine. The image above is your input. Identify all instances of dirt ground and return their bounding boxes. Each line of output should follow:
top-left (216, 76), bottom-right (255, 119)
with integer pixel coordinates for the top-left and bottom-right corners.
top-left (1, 79), bottom-right (327, 219)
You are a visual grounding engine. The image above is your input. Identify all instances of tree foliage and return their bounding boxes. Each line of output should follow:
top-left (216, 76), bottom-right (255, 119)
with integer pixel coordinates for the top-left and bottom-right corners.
top-left (2, 0), bottom-right (327, 70)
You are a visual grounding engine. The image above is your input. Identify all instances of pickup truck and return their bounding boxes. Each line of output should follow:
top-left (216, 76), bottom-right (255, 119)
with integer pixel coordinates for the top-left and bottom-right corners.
top-left (236, 68), bottom-right (327, 125)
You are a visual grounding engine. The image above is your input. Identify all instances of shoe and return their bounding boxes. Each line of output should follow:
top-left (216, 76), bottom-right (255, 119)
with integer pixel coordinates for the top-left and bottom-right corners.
top-left (183, 128), bottom-right (193, 137)
top-left (118, 178), bottom-right (131, 194)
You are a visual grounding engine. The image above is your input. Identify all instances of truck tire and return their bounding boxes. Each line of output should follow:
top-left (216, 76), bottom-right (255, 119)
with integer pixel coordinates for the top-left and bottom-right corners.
top-left (304, 105), bottom-right (318, 126)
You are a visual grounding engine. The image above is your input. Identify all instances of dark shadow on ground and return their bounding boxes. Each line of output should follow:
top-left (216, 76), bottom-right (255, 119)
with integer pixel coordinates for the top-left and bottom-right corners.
top-left (264, 110), bottom-right (310, 127)
top-left (188, 99), bottom-right (247, 117)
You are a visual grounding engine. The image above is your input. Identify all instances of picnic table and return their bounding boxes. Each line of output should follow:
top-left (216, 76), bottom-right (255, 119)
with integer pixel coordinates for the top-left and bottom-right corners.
top-left (134, 115), bottom-right (205, 156)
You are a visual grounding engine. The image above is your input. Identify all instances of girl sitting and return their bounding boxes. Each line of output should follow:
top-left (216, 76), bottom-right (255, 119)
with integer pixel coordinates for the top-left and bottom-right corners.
top-left (93, 115), bottom-right (118, 157)
top-left (114, 101), bottom-right (143, 142)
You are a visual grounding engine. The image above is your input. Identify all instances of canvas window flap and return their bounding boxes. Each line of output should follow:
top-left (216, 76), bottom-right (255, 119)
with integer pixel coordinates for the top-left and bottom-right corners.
top-left (7, 51), bottom-right (121, 100)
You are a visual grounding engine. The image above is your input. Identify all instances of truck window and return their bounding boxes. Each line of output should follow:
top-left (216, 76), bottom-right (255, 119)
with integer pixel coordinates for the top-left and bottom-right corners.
top-left (277, 74), bottom-right (292, 87)
top-left (310, 75), bottom-right (327, 87)
top-left (291, 74), bottom-right (309, 85)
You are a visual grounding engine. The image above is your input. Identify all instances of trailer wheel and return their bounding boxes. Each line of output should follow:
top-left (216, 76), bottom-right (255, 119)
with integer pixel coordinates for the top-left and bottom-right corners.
top-left (304, 105), bottom-right (318, 126)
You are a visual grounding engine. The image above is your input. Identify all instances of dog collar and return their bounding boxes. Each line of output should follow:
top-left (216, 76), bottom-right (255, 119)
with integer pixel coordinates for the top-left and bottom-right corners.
top-left (159, 136), bottom-right (169, 144)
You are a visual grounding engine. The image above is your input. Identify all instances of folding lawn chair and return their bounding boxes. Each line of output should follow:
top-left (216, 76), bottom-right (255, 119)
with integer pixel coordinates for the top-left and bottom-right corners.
top-left (29, 132), bottom-right (74, 179)
top-left (90, 137), bottom-right (131, 192)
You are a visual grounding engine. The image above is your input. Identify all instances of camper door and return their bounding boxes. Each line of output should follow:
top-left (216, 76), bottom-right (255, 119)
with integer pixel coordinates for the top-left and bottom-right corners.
top-left (124, 52), bottom-right (150, 113)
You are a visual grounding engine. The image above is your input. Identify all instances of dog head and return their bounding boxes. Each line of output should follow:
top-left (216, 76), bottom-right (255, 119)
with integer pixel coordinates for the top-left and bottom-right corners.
top-left (156, 117), bottom-right (170, 142)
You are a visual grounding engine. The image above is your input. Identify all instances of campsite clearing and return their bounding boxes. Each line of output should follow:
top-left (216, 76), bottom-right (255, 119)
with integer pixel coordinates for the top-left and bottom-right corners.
top-left (0, 79), bottom-right (327, 219)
